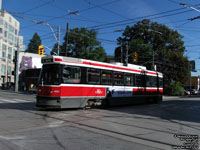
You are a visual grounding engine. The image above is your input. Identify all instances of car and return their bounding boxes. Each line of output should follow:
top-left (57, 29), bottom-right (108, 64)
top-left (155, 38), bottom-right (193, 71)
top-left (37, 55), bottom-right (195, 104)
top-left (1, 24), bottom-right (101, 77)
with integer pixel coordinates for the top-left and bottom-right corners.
top-left (184, 90), bottom-right (190, 95)
top-left (191, 89), bottom-right (198, 95)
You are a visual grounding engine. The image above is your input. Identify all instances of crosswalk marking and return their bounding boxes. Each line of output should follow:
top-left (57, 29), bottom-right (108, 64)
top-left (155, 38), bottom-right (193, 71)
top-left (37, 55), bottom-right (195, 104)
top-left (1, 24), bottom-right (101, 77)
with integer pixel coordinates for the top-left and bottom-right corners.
top-left (13, 99), bottom-right (30, 102)
top-left (0, 98), bottom-right (31, 103)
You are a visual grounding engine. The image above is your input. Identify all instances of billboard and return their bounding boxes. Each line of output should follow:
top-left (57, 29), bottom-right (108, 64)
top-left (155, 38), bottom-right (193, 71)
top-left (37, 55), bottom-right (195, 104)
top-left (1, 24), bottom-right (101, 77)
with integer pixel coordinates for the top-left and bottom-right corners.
top-left (18, 52), bottom-right (44, 74)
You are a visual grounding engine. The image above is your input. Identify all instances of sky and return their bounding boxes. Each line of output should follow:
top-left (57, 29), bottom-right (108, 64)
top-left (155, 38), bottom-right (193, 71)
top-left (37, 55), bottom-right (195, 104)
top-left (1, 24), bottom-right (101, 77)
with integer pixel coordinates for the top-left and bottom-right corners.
top-left (3, 0), bottom-right (200, 75)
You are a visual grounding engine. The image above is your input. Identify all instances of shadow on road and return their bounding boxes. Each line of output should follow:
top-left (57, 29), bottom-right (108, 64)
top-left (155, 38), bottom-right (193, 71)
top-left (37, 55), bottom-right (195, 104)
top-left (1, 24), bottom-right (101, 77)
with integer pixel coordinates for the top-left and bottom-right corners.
top-left (0, 102), bottom-right (36, 110)
top-left (102, 98), bottom-right (200, 124)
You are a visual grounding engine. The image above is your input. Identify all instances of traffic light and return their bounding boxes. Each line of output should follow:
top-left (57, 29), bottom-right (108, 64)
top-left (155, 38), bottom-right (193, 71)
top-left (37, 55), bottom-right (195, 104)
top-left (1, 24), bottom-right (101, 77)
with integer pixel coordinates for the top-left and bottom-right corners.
top-left (38, 45), bottom-right (44, 56)
top-left (132, 52), bottom-right (138, 63)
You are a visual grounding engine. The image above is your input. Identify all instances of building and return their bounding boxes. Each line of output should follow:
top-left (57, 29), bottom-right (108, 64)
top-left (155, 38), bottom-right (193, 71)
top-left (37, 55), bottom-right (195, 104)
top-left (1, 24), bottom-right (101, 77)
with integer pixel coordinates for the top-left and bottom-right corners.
top-left (184, 76), bottom-right (200, 90)
top-left (0, 9), bottom-right (25, 86)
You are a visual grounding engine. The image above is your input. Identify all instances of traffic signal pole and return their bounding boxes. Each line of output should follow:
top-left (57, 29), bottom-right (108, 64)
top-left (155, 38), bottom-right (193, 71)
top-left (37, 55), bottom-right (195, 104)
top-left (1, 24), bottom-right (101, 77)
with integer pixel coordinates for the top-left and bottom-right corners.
top-left (15, 37), bottom-right (20, 92)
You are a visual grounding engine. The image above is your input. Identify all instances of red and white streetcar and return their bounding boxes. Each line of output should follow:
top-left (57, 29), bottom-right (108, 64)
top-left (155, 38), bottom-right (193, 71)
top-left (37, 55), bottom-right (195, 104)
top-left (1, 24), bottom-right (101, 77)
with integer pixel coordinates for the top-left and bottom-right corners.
top-left (36, 55), bottom-right (163, 108)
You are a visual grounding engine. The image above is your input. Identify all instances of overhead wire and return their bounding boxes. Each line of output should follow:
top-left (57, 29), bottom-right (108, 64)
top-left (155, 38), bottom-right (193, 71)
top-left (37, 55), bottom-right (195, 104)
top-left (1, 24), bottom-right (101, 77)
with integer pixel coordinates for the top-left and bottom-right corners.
top-left (9, 1), bottom-right (200, 53)
top-left (167, 0), bottom-right (180, 4)
top-left (92, 8), bottom-right (198, 30)
top-left (16, 0), bottom-right (121, 29)
top-left (87, 6), bottom-right (191, 29)
top-left (83, 0), bottom-right (129, 19)
top-left (38, 0), bottom-right (121, 24)
top-left (18, 0), bottom-right (54, 14)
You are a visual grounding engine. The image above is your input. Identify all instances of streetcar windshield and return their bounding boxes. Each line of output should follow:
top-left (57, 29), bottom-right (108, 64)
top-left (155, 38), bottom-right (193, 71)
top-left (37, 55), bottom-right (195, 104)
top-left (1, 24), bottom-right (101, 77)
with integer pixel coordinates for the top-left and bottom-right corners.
top-left (39, 64), bottom-right (61, 85)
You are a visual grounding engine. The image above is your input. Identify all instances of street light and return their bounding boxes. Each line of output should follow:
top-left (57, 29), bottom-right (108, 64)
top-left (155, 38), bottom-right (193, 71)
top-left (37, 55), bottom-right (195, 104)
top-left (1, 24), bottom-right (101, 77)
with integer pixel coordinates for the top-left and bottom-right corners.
top-left (36, 22), bottom-right (60, 56)
top-left (10, 13), bottom-right (60, 55)
top-left (149, 29), bottom-right (162, 70)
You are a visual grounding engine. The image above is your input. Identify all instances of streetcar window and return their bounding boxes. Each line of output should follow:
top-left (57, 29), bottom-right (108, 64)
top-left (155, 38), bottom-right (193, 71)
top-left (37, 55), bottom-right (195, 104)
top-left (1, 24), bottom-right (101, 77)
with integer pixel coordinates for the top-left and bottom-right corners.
top-left (159, 78), bottom-right (163, 88)
top-left (39, 64), bottom-right (60, 85)
top-left (124, 73), bottom-right (133, 86)
top-left (146, 76), bottom-right (157, 87)
top-left (135, 74), bottom-right (144, 87)
top-left (88, 69), bottom-right (100, 84)
top-left (113, 72), bottom-right (124, 85)
top-left (101, 70), bottom-right (112, 85)
top-left (62, 66), bottom-right (80, 83)
top-left (133, 74), bottom-right (136, 86)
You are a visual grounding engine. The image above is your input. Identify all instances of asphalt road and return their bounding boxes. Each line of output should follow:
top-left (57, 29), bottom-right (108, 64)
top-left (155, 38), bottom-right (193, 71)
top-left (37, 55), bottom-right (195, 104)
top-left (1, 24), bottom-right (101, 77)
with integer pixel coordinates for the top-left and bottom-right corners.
top-left (0, 89), bottom-right (199, 150)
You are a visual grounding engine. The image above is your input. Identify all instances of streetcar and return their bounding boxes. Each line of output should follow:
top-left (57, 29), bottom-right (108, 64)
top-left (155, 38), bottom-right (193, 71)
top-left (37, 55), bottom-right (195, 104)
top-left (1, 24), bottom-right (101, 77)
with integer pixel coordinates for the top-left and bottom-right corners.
top-left (36, 55), bottom-right (163, 108)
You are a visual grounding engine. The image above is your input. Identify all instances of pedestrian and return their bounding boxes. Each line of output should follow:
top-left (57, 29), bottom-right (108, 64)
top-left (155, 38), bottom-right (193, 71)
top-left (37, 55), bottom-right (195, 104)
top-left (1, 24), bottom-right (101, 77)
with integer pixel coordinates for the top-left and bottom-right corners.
top-left (22, 82), bottom-right (25, 91)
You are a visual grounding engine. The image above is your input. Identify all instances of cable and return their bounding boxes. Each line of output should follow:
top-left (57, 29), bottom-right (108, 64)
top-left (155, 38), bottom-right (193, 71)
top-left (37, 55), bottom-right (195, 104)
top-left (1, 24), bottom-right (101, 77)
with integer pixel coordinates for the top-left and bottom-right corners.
top-left (87, 4), bottom-right (200, 30)
top-left (93, 8), bottom-right (196, 30)
top-left (83, 0), bottom-right (129, 19)
top-left (87, 6), bottom-right (189, 29)
top-left (78, 0), bottom-right (121, 13)
top-left (167, 0), bottom-right (180, 4)
top-left (18, 0), bottom-right (54, 14)
top-left (175, 20), bottom-right (192, 28)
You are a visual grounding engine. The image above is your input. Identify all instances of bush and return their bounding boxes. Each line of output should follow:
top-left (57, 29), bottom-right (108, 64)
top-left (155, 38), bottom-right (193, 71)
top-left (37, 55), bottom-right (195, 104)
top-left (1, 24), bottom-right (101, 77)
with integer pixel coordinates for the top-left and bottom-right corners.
top-left (169, 81), bottom-right (184, 96)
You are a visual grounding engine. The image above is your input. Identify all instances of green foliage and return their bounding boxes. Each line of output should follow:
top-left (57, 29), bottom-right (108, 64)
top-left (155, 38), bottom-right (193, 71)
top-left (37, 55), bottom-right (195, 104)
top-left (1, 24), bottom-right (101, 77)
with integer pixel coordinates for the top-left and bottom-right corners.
top-left (59, 27), bottom-right (107, 62)
top-left (26, 33), bottom-right (41, 54)
top-left (115, 19), bottom-right (190, 94)
top-left (168, 81), bottom-right (184, 96)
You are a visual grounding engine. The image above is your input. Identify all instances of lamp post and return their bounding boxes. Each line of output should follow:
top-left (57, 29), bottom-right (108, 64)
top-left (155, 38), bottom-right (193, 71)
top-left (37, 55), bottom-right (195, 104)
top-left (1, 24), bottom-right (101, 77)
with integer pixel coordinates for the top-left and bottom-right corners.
top-left (149, 29), bottom-right (162, 70)
top-left (10, 13), bottom-right (61, 56)
top-left (36, 21), bottom-right (60, 56)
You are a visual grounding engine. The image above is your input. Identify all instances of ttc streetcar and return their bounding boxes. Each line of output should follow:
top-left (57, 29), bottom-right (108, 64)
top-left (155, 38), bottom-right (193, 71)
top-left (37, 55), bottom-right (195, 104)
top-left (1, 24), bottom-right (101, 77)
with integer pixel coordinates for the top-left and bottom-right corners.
top-left (36, 56), bottom-right (163, 108)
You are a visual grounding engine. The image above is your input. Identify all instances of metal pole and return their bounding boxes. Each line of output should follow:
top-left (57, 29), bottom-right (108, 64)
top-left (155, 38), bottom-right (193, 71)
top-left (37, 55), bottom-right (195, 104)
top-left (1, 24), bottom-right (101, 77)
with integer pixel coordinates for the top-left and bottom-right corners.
top-left (6, 57), bottom-right (8, 83)
top-left (152, 50), bottom-right (155, 70)
top-left (65, 22), bottom-right (69, 56)
top-left (121, 42), bottom-right (123, 63)
top-left (57, 26), bottom-right (60, 56)
top-left (15, 37), bottom-right (20, 92)
top-left (125, 41), bottom-right (128, 65)
top-left (190, 70), bottom-right (192, 96)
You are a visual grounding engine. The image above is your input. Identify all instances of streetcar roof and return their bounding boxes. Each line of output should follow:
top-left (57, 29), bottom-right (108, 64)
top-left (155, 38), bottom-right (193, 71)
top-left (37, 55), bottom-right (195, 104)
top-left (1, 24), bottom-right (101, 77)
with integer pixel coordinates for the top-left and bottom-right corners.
top-left (41, 55), bottom-right (163, 77)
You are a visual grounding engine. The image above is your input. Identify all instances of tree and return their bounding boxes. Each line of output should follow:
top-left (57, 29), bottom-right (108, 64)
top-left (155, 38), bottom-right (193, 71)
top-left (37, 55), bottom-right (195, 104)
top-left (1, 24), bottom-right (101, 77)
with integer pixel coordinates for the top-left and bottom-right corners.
top-left (60, 27), bottom-right (107, 62)
top-left (26, 33), bottom-right (41, 54)
top-left (51, 43), bottom-right (60, 55)
top-left (115, 19), bottom-right (190, 94)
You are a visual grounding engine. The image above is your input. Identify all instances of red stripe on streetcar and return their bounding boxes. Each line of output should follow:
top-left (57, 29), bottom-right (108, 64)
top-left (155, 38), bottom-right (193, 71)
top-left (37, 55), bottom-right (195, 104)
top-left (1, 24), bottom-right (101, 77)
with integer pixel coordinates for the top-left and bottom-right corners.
top-left (53, 58), bottom-right (158, 76)
top-left (83, 61), bottom-right (157, 75)
top-left (38, 86), bottom-right (106, 97)
top-left (54, 58), bottom-right (63, 62)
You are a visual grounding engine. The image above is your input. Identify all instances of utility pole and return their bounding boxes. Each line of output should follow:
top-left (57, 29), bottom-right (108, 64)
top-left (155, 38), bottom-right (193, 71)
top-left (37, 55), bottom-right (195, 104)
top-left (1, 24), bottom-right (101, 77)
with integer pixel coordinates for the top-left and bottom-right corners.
top-left (15, 37), bottom-right (20, 92)
top-left (57, 26), bottom-right (60, 56)
top-left (152, 50), bottom-right (155, 70)
top-left (124, 41), bottom-right (128, 66)
top-left (120, 42), bottom-right (123, 63)
top-left (65, 22), bottom-right (69, 56)
top-left (126, 42), bottom-right (128, 65)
